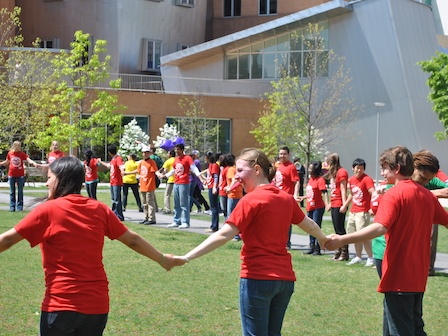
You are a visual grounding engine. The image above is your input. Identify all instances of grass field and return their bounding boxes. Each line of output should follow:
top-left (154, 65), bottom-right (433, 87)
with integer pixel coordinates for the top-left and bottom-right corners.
top-left (1, 199), bottom-right (448, 335)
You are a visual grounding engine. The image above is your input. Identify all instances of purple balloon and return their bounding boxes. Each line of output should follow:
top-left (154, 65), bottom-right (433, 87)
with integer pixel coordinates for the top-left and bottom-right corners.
top-left (173, 137), bottom-right (184, 146)
top-left (160, 139), bottom-right (174, 151)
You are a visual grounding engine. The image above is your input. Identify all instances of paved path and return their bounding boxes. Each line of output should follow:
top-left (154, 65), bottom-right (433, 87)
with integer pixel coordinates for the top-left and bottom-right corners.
top-left (1, 185), bottom-right (448, 274)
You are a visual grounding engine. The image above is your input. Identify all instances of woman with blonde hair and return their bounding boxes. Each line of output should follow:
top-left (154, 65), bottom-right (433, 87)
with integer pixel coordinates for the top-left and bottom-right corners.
top-left (0, 141), bottom-right (37, 211)
top-left (174, 148), bottom-right (329, 335)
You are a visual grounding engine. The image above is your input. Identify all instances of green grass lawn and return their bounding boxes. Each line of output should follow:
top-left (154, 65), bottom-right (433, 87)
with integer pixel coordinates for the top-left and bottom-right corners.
top-left (1, 210), bottom-right (448, 335)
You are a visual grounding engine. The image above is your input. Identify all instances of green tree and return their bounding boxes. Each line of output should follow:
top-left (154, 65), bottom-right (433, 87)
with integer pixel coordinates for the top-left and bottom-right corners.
top-left (419, 52), bottom-right (448, 140)
top-left (176, 94), bottom-right (219, 154)
top-left (251, 23), bottom-right (359, 171)
top-left (35, 30), bottom-right (125, 153)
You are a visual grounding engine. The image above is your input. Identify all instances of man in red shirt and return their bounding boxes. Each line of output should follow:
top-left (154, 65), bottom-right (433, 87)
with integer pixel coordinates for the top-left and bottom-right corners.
top-left (273, 146), bottom-right (300, 249)
top-left (341, 158), bottom-right (375, 266)
top-left (99, 144), bottom-right (124, 221)
top-left (326, 146), bottom-right (448, 335)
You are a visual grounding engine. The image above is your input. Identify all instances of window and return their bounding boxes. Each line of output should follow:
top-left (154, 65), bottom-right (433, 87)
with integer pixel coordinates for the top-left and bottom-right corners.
top-left (225, 22), bottom-right (329, 80)
top-left (38, 39), bottom-right (60, 49)
top-left (259, 0), bottom-right (277, 15)
top-left (175, 0), bottom-right (194, 7)
top-left (224, 0), bottom-right (241, 17)
top-left (140, 39), bottom-right (162, 71)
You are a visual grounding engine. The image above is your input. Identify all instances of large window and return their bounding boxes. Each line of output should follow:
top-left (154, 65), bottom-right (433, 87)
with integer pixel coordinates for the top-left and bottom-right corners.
top-left (224, 0), bottom-right (241, 17)
top-left (259, 0), bottom-right (277, 15)
top-left (141, 39), bottom-right (162, 71)
top-left (166, 117), bottom-right (231, 155)
top-left (225, 22), bottom-right (329, 80)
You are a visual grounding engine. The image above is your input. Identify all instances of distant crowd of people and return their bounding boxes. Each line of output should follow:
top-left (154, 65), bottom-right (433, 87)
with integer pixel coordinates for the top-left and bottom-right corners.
top-left (1, 140), bottom-right (448, 335)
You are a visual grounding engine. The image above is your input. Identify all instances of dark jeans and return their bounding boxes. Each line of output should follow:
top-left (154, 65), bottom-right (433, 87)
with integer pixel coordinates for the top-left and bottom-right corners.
top-left (383, 292), bottom-right (426, 336)
top-left (110, 185), bottom-right (124, 221)
top-left (239, 278), bottom-right (294, 336)
top-left (123, 183), bottom-right (142, 209)
top-left (189, 180), bottom-right (202, 210)
top-left (193, 185), bottom-right (209, 210)
top-left (85, 181), bottom-right (98, 200)
top-left (307, 207), bottom-right (325, 245)
top-left (208, 188), bottom-right (219, 231)
top-left (9, 176), bottom-right (25, 211)
top-left (40, 311), bottom-right (108, 336)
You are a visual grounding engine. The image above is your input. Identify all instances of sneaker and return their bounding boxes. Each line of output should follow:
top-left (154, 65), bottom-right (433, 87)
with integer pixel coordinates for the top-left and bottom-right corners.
top-left (204, 210), bottom-right (212, 215)
top-left (205, 228), bottom-right (217, 233)
top-left (346, 256), bottom-right (363, 265)
top-left (139, 219), bottom-right (149, 224)
top-left (167, 223), bottom-right (180, 228)
top-left (179, 223), bottom-right (190, 229)
top-left (162, 210), bottom-right (171, 214)
top-left (365, 258), bottom-right (374, 267)
top-left (194, 208), bottom-right (202, 213)
top-left (146, 221), bottom-right (156, 225)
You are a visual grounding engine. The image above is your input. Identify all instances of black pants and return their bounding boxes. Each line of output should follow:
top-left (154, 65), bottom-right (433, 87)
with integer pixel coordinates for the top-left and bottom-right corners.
top-left (123, 183), bottom-right (142, 209)
top-left (40, 311), bottom-right (108, 336)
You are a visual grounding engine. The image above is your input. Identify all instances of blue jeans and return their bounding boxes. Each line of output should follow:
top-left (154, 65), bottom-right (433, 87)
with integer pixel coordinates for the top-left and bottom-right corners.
top-left (240, 278), bottom-right (294, 336)
top-left (383, 292), bottom-right (426, 336)
top-left (40, 311), bottom-right (108, 336)
top-left (110, 185), bottom-right (124, 221)
top-left (220, 195), bottom-right (228, 218)
top-left (9, 176), bottom-right (25, 211)
top-left (173, 183), bottom-right (190, 225)
top-left (208, 188), bottom-right (219, 231)
top-left (227, 197), bottom-right (240, 218)
top-left (307, 207), bottom-right (325, 245)
top-left (85, 181), bottom-right (98, 200)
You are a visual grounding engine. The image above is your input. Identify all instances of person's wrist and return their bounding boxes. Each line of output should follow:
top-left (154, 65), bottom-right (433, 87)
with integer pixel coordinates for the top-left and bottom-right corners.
top-left (159, 253), bottom-right (165, 264)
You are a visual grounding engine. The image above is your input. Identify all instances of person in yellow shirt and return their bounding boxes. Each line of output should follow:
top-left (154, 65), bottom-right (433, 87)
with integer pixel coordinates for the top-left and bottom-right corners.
top-left (161, 150), bottom-right (175, 214)
top-left (122, 154), bottom-right (143, 212)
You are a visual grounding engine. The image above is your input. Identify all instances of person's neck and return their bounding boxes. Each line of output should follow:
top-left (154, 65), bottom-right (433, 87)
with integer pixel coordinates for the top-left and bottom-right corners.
top-left (395, 174), bottom-right (411, 184)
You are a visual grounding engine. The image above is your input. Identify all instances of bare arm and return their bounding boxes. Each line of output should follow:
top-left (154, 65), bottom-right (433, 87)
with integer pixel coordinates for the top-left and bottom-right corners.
top-left (0, 228), bottom-right (24, 253)
top-left (325, 223), bottom-right (386, 250)
top-left (431, 188), bottom-right (448, 198)
top-left (0, 159), bottom-right (9, 167)
top-left (183, 223), bottom-right (239, 261)
top-left (296, 216), bottom-right (330, 248)
top-left (116, 229), bottom-right (174, 271)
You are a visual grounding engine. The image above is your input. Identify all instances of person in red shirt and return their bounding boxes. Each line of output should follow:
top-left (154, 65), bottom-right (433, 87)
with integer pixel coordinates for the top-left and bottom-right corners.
top-left (324, 153), bottom-right (349, 260)
top-left (204, 151), bottom-right (220, 232)
top-left (47, 140), bottom-right (65, 164)
top-left (84, 149), bottom-right (100, 200)
top-left (341, 158), bottom-right (375, 266)
top-left (326, 146), bottom-right (448, 336)
top-left (173, 148), bottom-right (329, 336)
top-left (162, 144), bottom-right (200, 229)
top-left (299, 161), bottom-right (329, 255)
top-left (99, 144), bottom-right (125, 221)
top-left (0, 141), bottom-right (37, 211)
top-left (273, 146), bottom-right (300, 249)
top-left (0, 156), bottom-right (176, 335)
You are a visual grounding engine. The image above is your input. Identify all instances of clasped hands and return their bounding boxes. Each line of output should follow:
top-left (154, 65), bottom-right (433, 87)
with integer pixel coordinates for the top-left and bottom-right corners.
top-left (319, 234), bottom-right (345, 251)
top-left (157, 254), bottom-right (192, 271)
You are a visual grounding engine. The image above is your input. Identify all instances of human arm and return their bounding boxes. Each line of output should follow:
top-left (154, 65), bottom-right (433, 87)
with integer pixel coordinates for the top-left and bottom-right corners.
top-left (98, 160), bottom-right (110, 169)
top-left (0, 159), bottom-right (9, 166)
top-left (116, 229), bottom-right (175, 271)
top-left (432, 188), bottom-right (448, 198)
top-left (178, 224), bottom-right (239, 263)
top-left (26, 157), bottom-right (38, 167)
top-left (0, 228), bottom-right (25, 253)
top-left (296, 216), bottom-right (330, 250)
top-left (340, 193), bottom-right (352, 213)
top-left (325, 223), bottom-right (387, 250)
top-left (339, 179), bottom-right (348, 213)
top-left (293, 180), bottom-right (300, 200)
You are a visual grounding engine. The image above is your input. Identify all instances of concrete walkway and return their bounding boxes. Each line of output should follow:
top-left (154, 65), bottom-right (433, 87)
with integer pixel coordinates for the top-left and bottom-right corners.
top-left (1, 185), bottom-right (448, 274)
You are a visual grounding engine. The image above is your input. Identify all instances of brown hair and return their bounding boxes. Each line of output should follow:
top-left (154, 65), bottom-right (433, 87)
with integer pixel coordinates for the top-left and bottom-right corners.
top-left (325, 153), bottom-right (341, 179)
top-left (237, 148), bottom-right (276, 182)
top-left (379, 146), bottom-right (414, 177)
top-left (413, 149), bottom-right (439, 174)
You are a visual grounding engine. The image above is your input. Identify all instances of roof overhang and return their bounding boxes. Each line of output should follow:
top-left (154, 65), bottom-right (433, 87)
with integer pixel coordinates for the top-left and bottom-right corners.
top-left (161, 0), bottom-right (353, 67)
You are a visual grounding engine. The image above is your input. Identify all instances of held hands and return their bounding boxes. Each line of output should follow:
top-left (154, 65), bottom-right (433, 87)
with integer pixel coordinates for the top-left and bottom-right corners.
top-left (158, 254), bottom-right (190, 271)
top-left (322, 234), bottom-right (345, 251)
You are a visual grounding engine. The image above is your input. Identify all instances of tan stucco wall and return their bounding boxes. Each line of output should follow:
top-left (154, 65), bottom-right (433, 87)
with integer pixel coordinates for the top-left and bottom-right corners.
top-left (116, 91), bottom-right (263, 155)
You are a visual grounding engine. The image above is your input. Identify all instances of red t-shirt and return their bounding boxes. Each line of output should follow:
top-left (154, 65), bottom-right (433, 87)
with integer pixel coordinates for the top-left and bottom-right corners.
top-left (138, 158), bottom-right (158, 192)
top-left (436, 169), bottom-right (448, 183)
top-left (329, 168), bottom-right (348, 207)
top-left (305, 176), bottom-right (327, 211)
top-left (174, 155), bottom-right (194, 185)
top-left (219, 166), bottom-right (229, 197)
top-left (348, 174), bottom-right (374, 213)
top-left (374, 180), bottom-right (448, 293)
top-left (206, 163), bottom-right (220, 189)
top-left (84, 158), bottom-right (99, 182)
top-left (7, 151), bottom-right (28, 177)
top-left (48, 151), bottom-right (65, 164)
top-left (15, 194), bottom-right (128, 314)
top-left (226, 185), bottom-right (305, 281)
top-left (109, 155), bottom-right (124, 186)
top-left (274, 161), bottom-right (299, 195)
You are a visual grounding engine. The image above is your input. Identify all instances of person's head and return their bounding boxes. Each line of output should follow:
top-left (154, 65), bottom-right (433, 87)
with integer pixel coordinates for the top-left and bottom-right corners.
top-left (47, 157), bottom-right (84, 199)
top-left (206, 151), bottom-right (216, 164)
top-left (128, 153), bottom-right (137, 161)
top-left (168, 149), bottom-right (175, 158)
top-left (174, 144), bottom-right (184, 156)
top-left (10, 141), bottom-right (22, 152)
top-left (50, 141), bottom-right (60, 151)
top-left (325, 153), bottom-right (342, 179)
top-left (108, 144), bottom-right (117, 156)
top-left (378, 146), bottom-right (414, 181)
top-left (236, 148), bottom-right (275, 193)
top-left (412, 149), bottom-right (440, 186)
top-left (150, 146), bottom-right (157, 155)
top-left (308, 161), bottom-right (322, 177)
top-left (226, 153), bottom-right (236, 166)
top-left (191, 150), bottom-right (200, 159)
top-left (142, 146), bottom-right (151, 160)
top-left (352, 158), bottom-right (366, 178)
top-left (278, 146), bottom-right (290, 163)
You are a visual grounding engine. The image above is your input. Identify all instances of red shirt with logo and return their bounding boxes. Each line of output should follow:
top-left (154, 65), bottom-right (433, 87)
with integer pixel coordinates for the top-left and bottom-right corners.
top-left (7, 151), bottom-right (28, 177)
top-left (274, 161), bottom-right (299, 195)
top-left (305, 176), bottom-right (327, 211)
top-left (48, 151), bottom-right (65, 164)
top-left (174, 155), bottom-right (194, 185)
top-left (84, 158), bottom-right (99, 182)
top-left (109, 155), bottom-right (124, 186)
top-left (348, 174), bottom-right (374, 213)
top-left (329, 168), bottom-right (349, 207)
